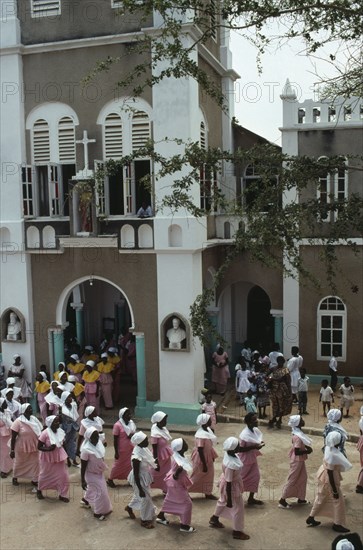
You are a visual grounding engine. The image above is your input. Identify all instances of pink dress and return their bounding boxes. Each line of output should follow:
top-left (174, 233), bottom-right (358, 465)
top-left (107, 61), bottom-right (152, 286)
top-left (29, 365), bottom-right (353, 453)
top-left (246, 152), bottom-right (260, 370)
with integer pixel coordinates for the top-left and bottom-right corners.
top-left (189, 437), bottom-right (218, 495)
top-left (38, 431), bottom-right (69, 498)
top-left (151, 436), bottom-right (173, 491)
top-left (281, 435), bottom-right (308, 500)
top-left (84, 382), bottom-right (100, 415)
top-left (212, 351), bottom-right (230, 393)
top-left (201, 402), bottom-right (217, 430)
top-left (98, 372), bottom-right (113, 408)
top-left (11, 419), bottom-right (39, 482)
top-left (238, 440), bottom-right (262, 493)
top-left (0, 417), bottom-right (13, 474)
top-left (109, 422), bottom-right (133, 481)
top-left (357, 435), bottom-right (363, 487)
top-left (214, 464), bottom-right (245, 530)
top-left (160, 461), bottom-right (193, 525)
top-left (80, 451), bottom-right (112, 515)
top-left (37, 392), bottom-right (48, 423)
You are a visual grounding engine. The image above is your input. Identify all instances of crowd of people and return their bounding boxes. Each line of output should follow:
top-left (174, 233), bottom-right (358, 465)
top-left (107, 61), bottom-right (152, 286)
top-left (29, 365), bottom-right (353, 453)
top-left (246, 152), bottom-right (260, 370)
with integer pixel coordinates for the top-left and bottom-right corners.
top-left (0, 341), bottom-right (361, 547)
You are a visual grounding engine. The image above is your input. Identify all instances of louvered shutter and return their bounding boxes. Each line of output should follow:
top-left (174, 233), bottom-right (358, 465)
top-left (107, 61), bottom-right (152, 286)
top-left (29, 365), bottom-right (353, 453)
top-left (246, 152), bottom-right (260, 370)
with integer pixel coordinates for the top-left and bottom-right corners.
top-left (31, 0), bottom-right (60, 16)
top-left (58, 116), bottom-right (75, 162)
top-left (132, 111), bottom-right (150, 152)
top-left (200, 121), bottom-right (206, 149)
top-left (33, 119), bottom-right (50, 163)
top-left (104, 113), bottom-right (123, 159)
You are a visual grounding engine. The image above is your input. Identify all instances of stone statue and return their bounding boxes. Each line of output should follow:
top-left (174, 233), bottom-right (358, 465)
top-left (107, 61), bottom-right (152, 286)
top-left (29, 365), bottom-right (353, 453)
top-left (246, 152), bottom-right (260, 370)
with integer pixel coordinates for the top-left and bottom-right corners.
top-left (166, 317), bottom-right (186, 350)
top-left (6, 311), bottom-right (22, 341)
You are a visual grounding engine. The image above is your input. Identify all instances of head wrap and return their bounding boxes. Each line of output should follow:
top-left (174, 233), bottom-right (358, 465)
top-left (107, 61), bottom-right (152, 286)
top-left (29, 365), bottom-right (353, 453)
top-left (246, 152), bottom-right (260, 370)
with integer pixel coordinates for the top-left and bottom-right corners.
top-left (45, 415), bottom-right (65, 448)
top-left (85, 406), bottom-right (95, 417)
top-left (108, 347), bottom-right (117, 353)
top-left (235, 363), bottom-right (241, 371)
top-left (61, 391), bottom-right (71, 404)
top-left (170, 438), bottom-right (192, 474)
top-left (327, 409), bottom-right (342, 423)
top-left (86, 360), bottom-right (95, 368)
top-left (0, 397), bottom-right (4, 408)
top-left (39, 371), bottom-right (47, 381)
top-left (324, 431), bottom-right (352, 471)
top-left (19, 403), bottom-right (42, 436)
top-left (6, 377), bottom-right (15, 385)
top-left (45, 415), bottom-right (57, 428)
top-left (58, 362), bottom-right (66, 368)
top-left (118, 407), bottom-right (136, 436)
top-left (85, 346), bottom-right (93, 352)
top-left (151, 411), bottom-right (167, 423)
top-left (61, 391), bottom-right (79, 421)
top-left (196, 413), bottom-right (210, 426)
top-left (239, 425), bottom-right (263, 445)
top-left (80, 426), bottom-right (105, 458)
top-left (222, 437), bottom-right (243, 470)
top-left (13, 354), bottom-right (20, 359)
top-left (223, 437), bottom-right (239, 451)
top-left (101, 353), bottom-right (108, 358)
top-left (171, 438), bottom-right (183, 452)
top-left (288, 415), bottom-right (301, 428)
top-left (131, 431), bottom-right (147, 446)
top-left (0, 398), bottom-right (12, 428)
top-left (70, 355), bottom-right (79, 361)
top-left (59, 371), bottom-right (68, 380)
top-left (5, 388), bottom-right (14, 397)
top-left (335, 540), bottom-right (355, 550)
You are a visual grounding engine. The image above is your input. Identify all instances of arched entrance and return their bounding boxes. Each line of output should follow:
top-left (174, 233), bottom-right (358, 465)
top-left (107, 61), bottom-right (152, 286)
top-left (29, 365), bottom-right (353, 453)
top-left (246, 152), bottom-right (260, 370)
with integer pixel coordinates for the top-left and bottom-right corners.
top-left (54, 276), bottom-right (138, 410)
top-left (247, 285), bottom-right (274, 353)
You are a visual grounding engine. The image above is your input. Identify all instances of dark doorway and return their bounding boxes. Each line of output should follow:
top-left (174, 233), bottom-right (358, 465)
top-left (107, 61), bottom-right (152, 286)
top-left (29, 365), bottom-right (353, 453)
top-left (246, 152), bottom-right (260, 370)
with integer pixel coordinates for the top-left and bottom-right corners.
top-left (247, 286), bottom-right (274, 353)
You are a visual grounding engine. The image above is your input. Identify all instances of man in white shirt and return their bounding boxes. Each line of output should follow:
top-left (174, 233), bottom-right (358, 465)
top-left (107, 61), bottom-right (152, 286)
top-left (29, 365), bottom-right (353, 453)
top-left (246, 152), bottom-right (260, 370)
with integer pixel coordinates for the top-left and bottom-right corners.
top-left (329, 350), bottom-right (338, 392)
top-left (137, 202), bottom-right (153, 218)
top-left (287, 346), bottom-right (303, 404)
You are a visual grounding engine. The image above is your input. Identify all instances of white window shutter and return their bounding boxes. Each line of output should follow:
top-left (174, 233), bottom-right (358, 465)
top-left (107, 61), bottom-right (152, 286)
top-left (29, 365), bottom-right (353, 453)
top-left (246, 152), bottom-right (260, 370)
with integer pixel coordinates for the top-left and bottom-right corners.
top-left (132, 111), bottom-right (150, 152)
top-left (31, 0), bottom-right (61, 16)
top-left (33, 119), bottom-right (50, 163)
top-left (104, 113), bottom-right (123, 159)
top-left (58, 116), bottom-right (76, 162)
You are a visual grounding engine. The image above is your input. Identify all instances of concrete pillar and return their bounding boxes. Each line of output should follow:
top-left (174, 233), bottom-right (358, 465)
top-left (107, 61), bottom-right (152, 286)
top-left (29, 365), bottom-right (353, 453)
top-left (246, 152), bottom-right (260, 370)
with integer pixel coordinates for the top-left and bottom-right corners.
top-left (134, 332), bottom-right (146, 408)
top-left (71, 303), bottom-right (84, 349)
top-left (271, 310), bottom-right (283, 351)
top-left (53, 328), bottom-right (64, 367)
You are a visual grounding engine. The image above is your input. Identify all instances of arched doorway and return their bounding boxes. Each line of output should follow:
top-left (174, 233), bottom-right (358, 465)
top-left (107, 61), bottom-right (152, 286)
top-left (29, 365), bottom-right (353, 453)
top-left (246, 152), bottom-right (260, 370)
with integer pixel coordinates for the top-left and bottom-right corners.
top-left (55, 276), bottom-right (137, 409)
top-left (247, 285), bottom-right (274, 353)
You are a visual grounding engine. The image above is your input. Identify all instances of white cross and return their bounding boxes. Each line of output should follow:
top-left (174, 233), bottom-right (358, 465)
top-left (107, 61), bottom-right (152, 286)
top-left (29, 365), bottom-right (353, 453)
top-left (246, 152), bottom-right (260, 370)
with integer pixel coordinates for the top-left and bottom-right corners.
top-left (76, 130), bottom-right (96, 170)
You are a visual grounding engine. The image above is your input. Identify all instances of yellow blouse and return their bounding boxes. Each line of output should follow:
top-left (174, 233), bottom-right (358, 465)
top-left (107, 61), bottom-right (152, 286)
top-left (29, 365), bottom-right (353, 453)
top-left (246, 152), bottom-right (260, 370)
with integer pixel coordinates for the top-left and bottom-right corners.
top-left (67, 361), bottom-right (85, 375)
top-left (35, 380), bottom-right (51, 393)
top-left (82, 370), bottom-right (100, 383)
top-left (72, 382), bottom-right (85, 397)
top-left (97, 361), bottom-right (115, 374)
top-left (108, 355), bottom-right (121, 365)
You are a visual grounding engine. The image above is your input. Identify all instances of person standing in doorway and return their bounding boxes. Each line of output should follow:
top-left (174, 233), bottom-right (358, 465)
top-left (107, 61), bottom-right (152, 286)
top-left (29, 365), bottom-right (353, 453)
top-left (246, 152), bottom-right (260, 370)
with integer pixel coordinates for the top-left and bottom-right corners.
top-left (329, 350), bottom-right (339, 392)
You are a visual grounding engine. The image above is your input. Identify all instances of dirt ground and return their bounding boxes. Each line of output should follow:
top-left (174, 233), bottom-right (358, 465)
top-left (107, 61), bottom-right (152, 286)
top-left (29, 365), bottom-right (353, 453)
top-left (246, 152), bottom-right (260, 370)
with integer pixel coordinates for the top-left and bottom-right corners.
top-left (1, 415), bottom-right (362, 550)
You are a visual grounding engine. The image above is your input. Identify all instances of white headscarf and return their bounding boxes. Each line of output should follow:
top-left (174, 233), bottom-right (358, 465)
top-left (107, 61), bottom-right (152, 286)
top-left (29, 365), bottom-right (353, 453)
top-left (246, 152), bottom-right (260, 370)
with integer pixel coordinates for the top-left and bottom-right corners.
top-left (19, 403), bottom-right (42, 436)
top-left (151, 420), bottom-right (171, 441)
top-left (101, 353), bottom-right (108, 359)
top-left (359, 406), bottom-right (363, 433)
top-left (151, 411), bottom-right (166, 423)
top-left (39, 371), bottom-right (47, 381)
top-left (239, 426), bottom-right (263, 444)
top-left (130, 432), bottom-right (156, 468)
top-left (131, 431), bottom-right (148, 446)
top-left (195, 414), bottom-right (217, 443)
top-left (45, 382), bottom-right (63, 406)
top-left (70, 355), bottom-right (79, 361)
top-left (0, 398), bottom-right (12, 428)
top-left (170, 438), bottom-right (193, 475)
top-left (335, 540), bottom-right (355, 550)
top-left (45, 415), bottom-right (65, 448)
top-left (80, 427), bottom-right (105, 459)
top-left (288, 415), bottom-right (312, 446)
top-left (324, 431), bottom-right (352, 472)
top-left (61, 392), bottom-right (79, 421)
top-left (223, 437), bottom-right (243, 470)
top-left (6, 377), bottom-right (15, 385)
top-left (326, 409), bottom-right (348, 439)
top-left (81, 406), bottom-right (104, 433)
top-left (118, 408), bottom-right (136, 436)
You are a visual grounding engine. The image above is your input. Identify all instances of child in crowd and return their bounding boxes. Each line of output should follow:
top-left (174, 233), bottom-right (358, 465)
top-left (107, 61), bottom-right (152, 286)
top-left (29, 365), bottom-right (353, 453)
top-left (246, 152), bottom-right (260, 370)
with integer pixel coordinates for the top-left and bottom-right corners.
top-left (255, 365), bottom-right (270, 419)
top-left (201, 392), bottom-right (217, 432)
top-left (244, 389), bottom-right (257, 414)
top-left (235, 359), bottom-right (251, 406)
top-left (297, 368), bottom-right (309, 415)
top-left (319, 379), bottom-right (334, 417)
top-left (340, 377), bottom-right (354, 418)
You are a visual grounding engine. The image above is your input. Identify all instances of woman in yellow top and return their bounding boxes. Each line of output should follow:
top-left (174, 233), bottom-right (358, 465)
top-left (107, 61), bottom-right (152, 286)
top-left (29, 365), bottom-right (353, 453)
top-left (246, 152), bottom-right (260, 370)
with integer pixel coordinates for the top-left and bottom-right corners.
top-left (67, 354), bottom-right (85, 383)
top-left (82, 361), bottom-right (101, 415)
top-left (35, 371), bottom-right (50, 423)
top-left (97, 353), bottom-right (115, 410)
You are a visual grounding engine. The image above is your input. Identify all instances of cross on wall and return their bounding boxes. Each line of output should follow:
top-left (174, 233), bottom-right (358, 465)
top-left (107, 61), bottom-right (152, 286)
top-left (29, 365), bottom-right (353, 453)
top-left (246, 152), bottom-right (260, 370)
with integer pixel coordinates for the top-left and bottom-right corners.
top-left (76, 130), bottom-right (96, 171)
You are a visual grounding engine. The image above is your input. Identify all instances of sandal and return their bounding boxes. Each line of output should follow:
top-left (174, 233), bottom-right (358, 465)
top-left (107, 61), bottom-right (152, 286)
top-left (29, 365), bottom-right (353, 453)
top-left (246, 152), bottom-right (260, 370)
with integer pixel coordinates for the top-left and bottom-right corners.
top-left (248, 498), bottom-right (264, 505)
top-left (180, 526), bottom-right (196, 533)
top-left (141, 520), bottom-right (154, 529)
top-left (209, 517), bottom-right (224, 528)
top-left (233, 531), bottom-right (250, 540)
top-left (306, 517), bottom-right (321, 527)
top-left (125, 506), bottom-right (136, 519)
top-left (80, 498), bottom-right (91, 509)
top-left (59, 496), bottom-right (70, 503)
top-left (94, 514), bottom-right (106, 521)
top-left (333, 524), bottom-right (350, 533)
top-left (107, 479), bottom-right (116, 488)
top-left (156, 518), bottom-right (169, 526)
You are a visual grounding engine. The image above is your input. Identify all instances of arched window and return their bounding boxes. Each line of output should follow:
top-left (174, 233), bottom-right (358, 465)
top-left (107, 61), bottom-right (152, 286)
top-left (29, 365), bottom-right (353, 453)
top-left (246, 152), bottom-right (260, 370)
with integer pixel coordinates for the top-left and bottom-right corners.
top-left (317, 296), bottom-right (346, 360)
top-left (132, 111), bottom-right (150, 152)
top-left (104, 113), bottom-right (123, 159)
top-left (120, 224), bottom-right (135, 248)
top-left (317, 156), bottom-right (348, 222)
top-left (58, 116), bottom-right (76, 162)
top-left (33, 119), bottom-right (50, 163)
top-left (168, 224), bottom-right (182, 247)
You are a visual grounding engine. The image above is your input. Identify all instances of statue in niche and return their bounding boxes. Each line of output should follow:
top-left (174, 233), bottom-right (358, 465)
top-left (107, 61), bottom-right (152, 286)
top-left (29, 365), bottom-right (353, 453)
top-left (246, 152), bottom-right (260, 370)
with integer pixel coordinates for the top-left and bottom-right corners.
top-left (7, 311), bottom-right (22, 341)
top-left (166, 317), bottom-right (187, 350)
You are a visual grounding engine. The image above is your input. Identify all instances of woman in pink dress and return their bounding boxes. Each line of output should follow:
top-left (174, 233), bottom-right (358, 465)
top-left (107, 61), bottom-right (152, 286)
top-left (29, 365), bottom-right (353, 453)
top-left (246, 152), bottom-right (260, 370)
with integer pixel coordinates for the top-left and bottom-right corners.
top-left (4, 388), bottom-right (20, 420)
top-left (37, 415), bottom-right (69, 502)
top-left (76, 405), bottom-right (106, 457)
top-left (238, 412), bottom-right (265, 505)
top-left (80, 427), bottom-right (112, 521)
top-left (209, 437), bottom-right (250, 540)
top-left (306, 431), bottom-right (351, 533)
top-left (96, 353), bottom-right (115, 409)
top-left (82, 361), bottom-right (101, 415)
top-left (157, 438), bottom-right (195, 533)
top-left (150, 411), bottom-right (173, 492)
top-left (35, 371), bottom-right (50, 423)
top-left (189, 413), bottom-right (218, 499)
top-left (107, 407), bottom-right (136, 487)
top-left (356, 405), bottom-right (363, 493)
top-left (211, 346), bottom-right (230, 395)
top-left (0, 398), bottom-right (13, 477)
top-left (278, 415), bottom-right (313, 508)
top-left (201, 392), bottom-right (217, 431)
top-left (10, 403), bottom-right (42, 486)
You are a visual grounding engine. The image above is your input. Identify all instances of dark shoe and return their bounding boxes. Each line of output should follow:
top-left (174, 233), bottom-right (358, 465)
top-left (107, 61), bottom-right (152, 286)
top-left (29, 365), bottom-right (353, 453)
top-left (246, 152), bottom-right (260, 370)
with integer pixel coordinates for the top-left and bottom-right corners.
top-left (12, 478), bottom-right (19, 486)
top-left (278, 499), bottom-right (291, 509)
top-left (355, 485), bottom-right (363, 494)
top-left (107, 479), bottom-right (116, 488)
top-left (124, 505), bottom-right (136, 519)
top-left (0, 472), bottom-right (8, 478)
top-left (233, 531), bottom-right (250, 540)
top-left (59, 496), bottom-right (70, 503)
top-left (297, 499), bottom-right (309, 504)
top-left (31, 481), bottom-right (38, 486)
top-left (248, 498), bottom-right (264, 505)
top-left (205, 494), bottom-right (218, 500)
top-left (36, 490), bottom-right (44, 500)
top-left (333, 524), bottom-right (350, 533)
top-left (267, 420), bottom-right (274, 429)
top-left (209, 516), bottom-right (224, 528)
top-left (306, 517), bottom-right (321, 527)
top-left (303, 411), bottom-right (309, 415)
top-left (276, 420), bottom-right (282, 429)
